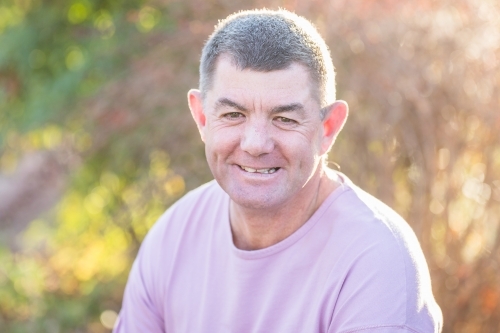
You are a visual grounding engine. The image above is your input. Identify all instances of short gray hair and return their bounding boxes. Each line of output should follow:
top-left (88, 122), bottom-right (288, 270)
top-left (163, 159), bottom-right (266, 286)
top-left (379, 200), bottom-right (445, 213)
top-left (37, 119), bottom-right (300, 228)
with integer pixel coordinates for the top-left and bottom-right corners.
top-left (199, 9), bottom-right (336, 109)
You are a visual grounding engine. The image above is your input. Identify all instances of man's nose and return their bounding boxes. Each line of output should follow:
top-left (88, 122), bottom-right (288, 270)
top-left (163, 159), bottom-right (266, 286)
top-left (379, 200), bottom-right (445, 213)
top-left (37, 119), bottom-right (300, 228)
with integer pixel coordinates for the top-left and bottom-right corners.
top-left (240, 120), bottom-right (274, 156)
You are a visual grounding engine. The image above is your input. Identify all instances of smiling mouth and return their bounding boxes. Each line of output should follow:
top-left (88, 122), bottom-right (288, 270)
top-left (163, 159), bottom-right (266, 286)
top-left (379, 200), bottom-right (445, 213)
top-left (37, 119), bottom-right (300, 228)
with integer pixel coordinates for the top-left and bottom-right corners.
top-left (238, 165), bottom-right (280, 174)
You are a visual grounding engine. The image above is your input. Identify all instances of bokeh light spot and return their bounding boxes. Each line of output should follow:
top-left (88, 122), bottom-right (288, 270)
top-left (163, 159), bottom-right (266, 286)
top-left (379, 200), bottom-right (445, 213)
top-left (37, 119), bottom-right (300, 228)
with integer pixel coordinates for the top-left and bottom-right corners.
top-left (0, 6), bottom-right (24, 32)
top-left (66, 46), bottom-right (85, 71)
top-left (136, 6), bottom-right (160, 32)
top-left (100, 310), bottom-right (118, 329)
top-left (94, 10), bottom-right (115, 38)
top-left (430, 199), bottom-right (445, 215)
top-left (165, 175), bottom-right (185, 197)
top-left (349, 37), bottom-right (365, 54)
top-left (68, 2), bottom-right (90, 24)
top-left (462, 232), bottom-right (484, 263)
top-left (41, 125), bottom-right (63, 149)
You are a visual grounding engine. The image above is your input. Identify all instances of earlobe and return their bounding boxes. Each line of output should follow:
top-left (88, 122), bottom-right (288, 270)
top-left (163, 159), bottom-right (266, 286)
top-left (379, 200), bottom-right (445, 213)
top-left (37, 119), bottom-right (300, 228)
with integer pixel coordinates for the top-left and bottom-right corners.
top-left (321, 100), bottom-right (349, 154)
top-left (187, 89), bottom-right (206, 142)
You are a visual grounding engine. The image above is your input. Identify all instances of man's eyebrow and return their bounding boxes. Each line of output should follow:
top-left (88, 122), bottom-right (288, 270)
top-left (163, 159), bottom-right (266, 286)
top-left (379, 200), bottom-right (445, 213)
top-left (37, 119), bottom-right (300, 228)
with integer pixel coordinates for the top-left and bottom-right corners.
top-left (215, 98), bottom-right (248, 111)
top-left (216, 98), bottom-right (305, 115)
top-left (270, 103), bottom-right (305, 115)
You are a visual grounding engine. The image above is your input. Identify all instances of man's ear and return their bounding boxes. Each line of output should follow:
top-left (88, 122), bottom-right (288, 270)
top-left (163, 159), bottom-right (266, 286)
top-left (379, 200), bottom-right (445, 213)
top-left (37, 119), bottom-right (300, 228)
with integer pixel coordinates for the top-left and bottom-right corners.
top-left (187, 89), bottom-right (206, 142)
top-left (320, 100), bottom-right (349, 154)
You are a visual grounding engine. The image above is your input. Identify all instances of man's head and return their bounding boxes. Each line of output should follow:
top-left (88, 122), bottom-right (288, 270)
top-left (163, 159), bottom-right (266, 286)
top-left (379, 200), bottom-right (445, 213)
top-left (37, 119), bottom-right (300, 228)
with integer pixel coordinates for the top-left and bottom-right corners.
top-left (188, 9), bottom-right (348, 210)
top-left (199, 9), bottom-right (336, 112)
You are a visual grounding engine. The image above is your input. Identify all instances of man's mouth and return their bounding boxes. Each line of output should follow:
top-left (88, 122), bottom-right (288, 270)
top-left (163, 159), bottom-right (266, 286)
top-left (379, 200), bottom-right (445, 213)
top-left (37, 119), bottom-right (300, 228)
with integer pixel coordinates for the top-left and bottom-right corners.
top-left (238, 165), bottom-right (280, 174)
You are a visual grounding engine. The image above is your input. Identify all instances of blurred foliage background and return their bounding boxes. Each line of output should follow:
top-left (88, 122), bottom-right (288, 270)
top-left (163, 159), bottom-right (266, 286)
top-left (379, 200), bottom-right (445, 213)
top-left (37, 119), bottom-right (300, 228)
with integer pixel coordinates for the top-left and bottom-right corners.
top-left (0, 0), bottom-right (499, 332)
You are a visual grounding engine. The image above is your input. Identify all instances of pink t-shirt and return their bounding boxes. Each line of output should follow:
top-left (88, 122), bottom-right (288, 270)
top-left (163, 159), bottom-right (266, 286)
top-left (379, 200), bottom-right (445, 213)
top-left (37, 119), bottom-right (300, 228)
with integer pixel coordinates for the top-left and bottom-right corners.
top-left (114, 175), bottom-right (442, 332)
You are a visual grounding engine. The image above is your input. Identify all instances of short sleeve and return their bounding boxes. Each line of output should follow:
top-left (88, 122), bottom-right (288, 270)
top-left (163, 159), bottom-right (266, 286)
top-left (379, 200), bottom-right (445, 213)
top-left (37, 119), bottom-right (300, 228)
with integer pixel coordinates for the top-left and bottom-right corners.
top-left (327, 230), bottom-right (442, 333)
top-left (113, 236), bottom-right (165, 333)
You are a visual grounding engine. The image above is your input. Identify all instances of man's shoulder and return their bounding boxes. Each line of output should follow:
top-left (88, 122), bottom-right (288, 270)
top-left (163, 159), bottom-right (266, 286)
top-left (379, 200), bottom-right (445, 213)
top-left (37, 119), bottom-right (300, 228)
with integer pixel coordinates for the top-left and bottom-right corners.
top-left (327, 176), bottom-right (442, 332)
top-left (159, 179), bottom-right (226, 221)
top-left (334, 176), bottom-right (416, 245)
top-left (172, 179), bottom-right (224, 207)
top-left (330, 176), bottom-right (431, 299)
top-left (141, 179), bottom-right (227, 249)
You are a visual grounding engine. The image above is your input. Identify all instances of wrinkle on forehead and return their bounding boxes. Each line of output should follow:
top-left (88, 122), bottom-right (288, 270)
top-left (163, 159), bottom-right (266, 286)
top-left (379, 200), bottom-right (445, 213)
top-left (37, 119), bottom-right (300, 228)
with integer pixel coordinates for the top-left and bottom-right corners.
top-left (208, 58), bottom-right (320, 115)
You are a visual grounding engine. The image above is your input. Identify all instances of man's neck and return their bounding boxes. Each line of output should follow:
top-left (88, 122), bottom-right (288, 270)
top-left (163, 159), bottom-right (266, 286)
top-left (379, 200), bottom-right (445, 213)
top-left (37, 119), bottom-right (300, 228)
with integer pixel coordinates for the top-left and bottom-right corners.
top-left (229, 168), bottom-right (340, 251)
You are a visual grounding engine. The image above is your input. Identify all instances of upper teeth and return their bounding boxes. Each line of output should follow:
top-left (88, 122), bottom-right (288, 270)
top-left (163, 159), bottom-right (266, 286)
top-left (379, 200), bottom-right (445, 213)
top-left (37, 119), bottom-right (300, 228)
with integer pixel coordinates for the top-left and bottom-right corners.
top-left (241, 166), bottom-right (278, 174)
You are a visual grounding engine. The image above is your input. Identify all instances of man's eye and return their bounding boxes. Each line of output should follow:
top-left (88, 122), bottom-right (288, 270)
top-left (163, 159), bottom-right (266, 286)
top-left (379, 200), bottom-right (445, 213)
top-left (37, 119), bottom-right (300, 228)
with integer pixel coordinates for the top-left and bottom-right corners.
top-left (224, 112), bottom-right (244, 119)
top-left (275, 116), bottom-right (297, 124)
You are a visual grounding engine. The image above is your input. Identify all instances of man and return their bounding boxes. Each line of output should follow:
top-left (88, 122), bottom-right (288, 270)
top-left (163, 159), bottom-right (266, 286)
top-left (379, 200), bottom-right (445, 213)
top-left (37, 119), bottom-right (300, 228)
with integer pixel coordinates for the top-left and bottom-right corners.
top-left (115, 9), bottom-right (443, 333)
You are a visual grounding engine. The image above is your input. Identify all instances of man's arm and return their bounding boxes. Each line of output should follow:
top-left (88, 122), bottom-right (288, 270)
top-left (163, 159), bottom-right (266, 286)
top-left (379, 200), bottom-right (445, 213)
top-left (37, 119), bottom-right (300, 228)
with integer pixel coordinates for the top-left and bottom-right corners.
top-left (113, 233), bottom-right (165, 333)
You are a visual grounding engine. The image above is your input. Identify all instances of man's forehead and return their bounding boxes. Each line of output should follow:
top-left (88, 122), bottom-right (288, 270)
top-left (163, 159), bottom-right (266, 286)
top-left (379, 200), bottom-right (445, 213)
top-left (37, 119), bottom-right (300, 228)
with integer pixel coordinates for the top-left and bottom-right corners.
top-left (207, 56), bottom-right (320, 107)
top-left (212, 54), bottom-right (310, 82)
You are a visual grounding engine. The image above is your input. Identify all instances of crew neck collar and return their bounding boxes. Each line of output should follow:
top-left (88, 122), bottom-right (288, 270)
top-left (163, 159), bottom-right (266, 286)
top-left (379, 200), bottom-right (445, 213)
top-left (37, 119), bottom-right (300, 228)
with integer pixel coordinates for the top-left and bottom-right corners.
top-left (225, 172), bottom-right (351, 260)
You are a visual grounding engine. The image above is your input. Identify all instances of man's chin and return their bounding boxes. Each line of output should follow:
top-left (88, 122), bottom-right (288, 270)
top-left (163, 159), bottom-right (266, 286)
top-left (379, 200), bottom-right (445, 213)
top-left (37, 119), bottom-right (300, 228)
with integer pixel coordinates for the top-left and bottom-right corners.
top-left (228, 190), bottom-right (287, 211)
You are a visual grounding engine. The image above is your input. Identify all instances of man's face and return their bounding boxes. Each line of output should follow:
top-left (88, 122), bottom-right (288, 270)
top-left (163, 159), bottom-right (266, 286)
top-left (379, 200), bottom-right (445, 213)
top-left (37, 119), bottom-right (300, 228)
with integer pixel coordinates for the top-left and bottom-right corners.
top-left (191, 57), bottom-right (333, 210)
